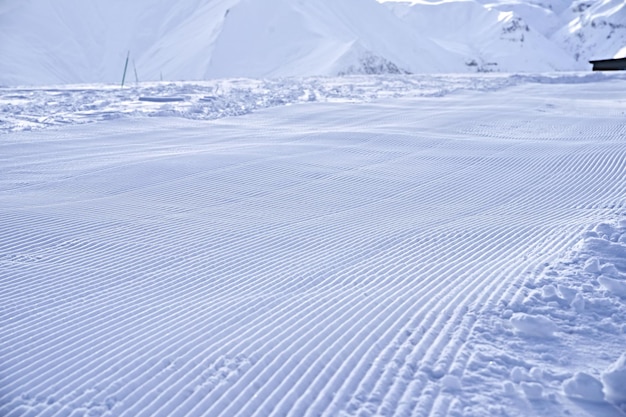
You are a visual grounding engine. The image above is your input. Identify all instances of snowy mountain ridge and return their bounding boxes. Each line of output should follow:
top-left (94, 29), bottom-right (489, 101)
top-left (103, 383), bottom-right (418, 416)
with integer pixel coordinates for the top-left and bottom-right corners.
top-left (0, 0), bottom-right (625, 86)
top-left (384, 0), bottom-right (579, 73)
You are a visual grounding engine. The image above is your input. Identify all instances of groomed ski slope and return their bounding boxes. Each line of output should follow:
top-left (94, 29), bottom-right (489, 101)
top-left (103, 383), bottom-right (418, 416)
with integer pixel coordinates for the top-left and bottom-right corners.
top-left (1, 75), bottom-right (626, 417)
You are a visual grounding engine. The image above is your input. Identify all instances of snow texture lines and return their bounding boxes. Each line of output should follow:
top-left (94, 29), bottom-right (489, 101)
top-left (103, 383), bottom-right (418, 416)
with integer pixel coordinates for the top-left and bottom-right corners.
top-left (1, 77), bottom-right (626, 417)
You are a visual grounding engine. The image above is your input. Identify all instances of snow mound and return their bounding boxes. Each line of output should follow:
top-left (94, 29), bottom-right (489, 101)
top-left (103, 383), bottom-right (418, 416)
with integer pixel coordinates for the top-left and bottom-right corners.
top-left (579, 222), bottom-right (626, 298)
top-left (598, 276), bottom-right (626, 298)
top-left (520, 381), bottom-right (544, 400)
top-left (3, 72), bottom-right (620, 134)
top-left (563, 372), bottom-right (605, 403)
top-left (510, 312), bottom-right (558, 337)
top-left (602, 353), bottom-right (626, 409)
top-left (459, 210), bottom-right (626, 415)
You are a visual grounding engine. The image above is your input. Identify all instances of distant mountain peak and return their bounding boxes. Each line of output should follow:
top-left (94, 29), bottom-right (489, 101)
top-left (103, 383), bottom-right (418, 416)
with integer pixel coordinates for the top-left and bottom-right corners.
top-left (0, 0), bottom-right (624, 86)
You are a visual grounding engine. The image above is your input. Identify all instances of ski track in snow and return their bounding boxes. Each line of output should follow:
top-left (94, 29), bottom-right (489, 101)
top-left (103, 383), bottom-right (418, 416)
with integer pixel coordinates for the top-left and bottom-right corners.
top-left (1, 75), bottom-right (626, 417)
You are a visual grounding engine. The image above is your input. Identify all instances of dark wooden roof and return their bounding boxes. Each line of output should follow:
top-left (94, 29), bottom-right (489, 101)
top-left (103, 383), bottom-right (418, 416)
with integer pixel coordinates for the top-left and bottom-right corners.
top-left (589, 57), bottom-right (626, 71)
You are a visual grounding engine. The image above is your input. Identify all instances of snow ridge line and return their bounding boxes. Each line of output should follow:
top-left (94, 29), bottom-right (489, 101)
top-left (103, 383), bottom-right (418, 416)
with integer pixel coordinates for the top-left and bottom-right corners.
top-left (2, 72), bottom-right (626, 135)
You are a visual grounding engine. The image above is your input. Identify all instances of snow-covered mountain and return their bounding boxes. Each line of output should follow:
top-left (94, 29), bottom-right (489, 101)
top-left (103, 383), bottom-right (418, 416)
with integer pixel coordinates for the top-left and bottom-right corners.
top-left (480, 0), bottom-right (626, 61)
top-left (550, 0), bottom-right (626, 62)
top-left (0, 0), bottom-right (466, 86)
top-left (202, 0), bottom-right (465, 78)
top-left (0, 0), bottom-right (625, 86)
top-left (0, 0), bottom-right (237, 86)
top-left (384, 0), bottom-right (579, 72)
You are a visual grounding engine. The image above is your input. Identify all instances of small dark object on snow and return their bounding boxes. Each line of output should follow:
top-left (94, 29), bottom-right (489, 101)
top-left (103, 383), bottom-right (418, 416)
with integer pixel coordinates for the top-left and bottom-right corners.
top-left (138, 96), bottom-right (185, 103)
top-left (589, 57), bottom-right (626, 71)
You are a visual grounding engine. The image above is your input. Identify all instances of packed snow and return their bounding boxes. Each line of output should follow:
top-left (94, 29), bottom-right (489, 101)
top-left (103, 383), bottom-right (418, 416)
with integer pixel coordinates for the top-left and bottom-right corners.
top-left (1, 73), bottom-right (626, 417)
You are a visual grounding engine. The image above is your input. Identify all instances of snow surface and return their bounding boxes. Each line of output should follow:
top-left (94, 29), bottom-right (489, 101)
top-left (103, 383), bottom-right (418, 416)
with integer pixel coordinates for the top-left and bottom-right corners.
top-left (1, 74), bottom-right (626, 417)
top-left (0, 72), bottom-right (619, 134)
top-left (2, 0), bottom-right (626, 86)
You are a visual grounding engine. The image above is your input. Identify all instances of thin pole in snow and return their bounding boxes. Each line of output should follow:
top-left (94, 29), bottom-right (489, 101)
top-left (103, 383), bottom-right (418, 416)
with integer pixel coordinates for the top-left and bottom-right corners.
top-left (133, 59), bottom-right (139, 85)
top-left (121, 50), bottom-right (130, 88)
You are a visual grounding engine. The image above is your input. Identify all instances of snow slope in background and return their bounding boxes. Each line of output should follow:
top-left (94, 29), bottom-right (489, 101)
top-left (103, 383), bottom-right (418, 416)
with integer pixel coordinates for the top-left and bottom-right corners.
top-left (384, 0), bottom-right (579, 72)
top-left (0, 0), bottom-right (235, 86)
top-left (551, 0), bottom-right (626, 62)
top-left (476, 0), bottom-right (626, 62)
top-left (480, 1), bottom-right (566, 37)
top-left (0, 0), bottom-right (465, 86)
top-left (1, 75), bottom-right (626, 417)
top-left (384, 0), bottom-right (626, 69)
top-left (3, 0), bottom-right (626, 86)
top-left (204, 0), bottom-right (462, 78)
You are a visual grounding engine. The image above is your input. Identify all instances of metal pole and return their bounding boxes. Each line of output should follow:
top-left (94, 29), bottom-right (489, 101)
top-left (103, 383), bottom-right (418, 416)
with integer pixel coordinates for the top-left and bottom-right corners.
top-left (121, 51), bottom-right (130, 88)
